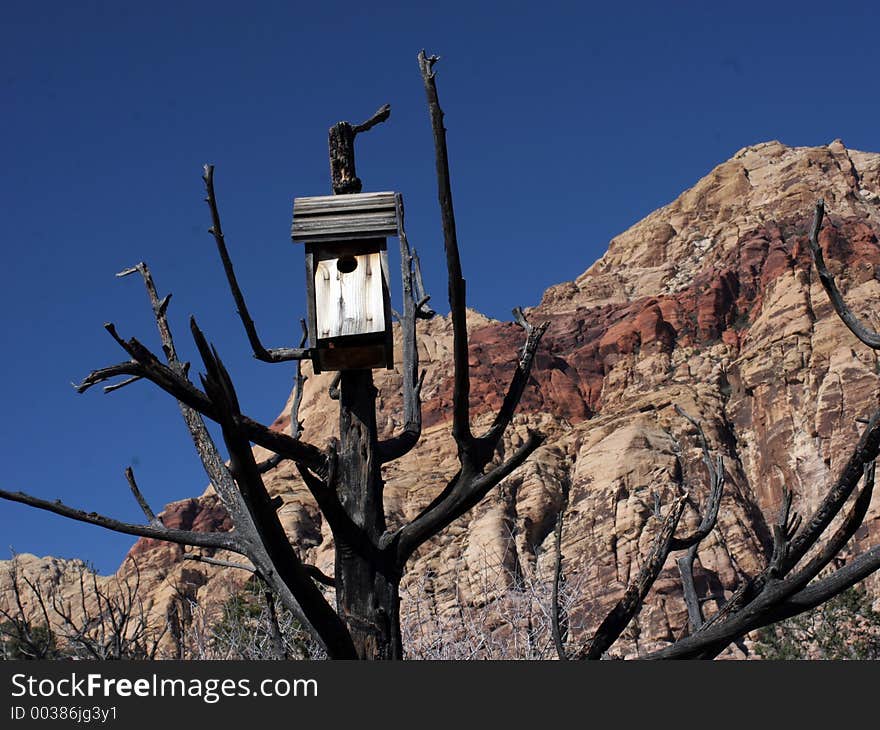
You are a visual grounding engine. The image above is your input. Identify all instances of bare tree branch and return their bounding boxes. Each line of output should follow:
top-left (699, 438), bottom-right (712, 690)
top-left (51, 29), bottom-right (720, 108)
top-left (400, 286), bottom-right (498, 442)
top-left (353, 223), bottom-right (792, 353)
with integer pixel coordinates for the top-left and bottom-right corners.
top-left (248, 319), bottom-right (311, 474)
top-left (254, 454), bottom-right (284, 474)
top-left (117, 263), bottom-right (177, 361)
top-left (295, 461), bottom-right (368, 549)
top-left (696, 407), bottom-right (880, 648)
top-left (551, 506), bottom-right (569, 660)
top-left (768, 487), bottom-right (796, 578)
top-left (122, 264), bottom-right (247, 509)
top-left (202, 164), bottom-right (308, 363)
top-left (74, 362), bottom-right (144, 394)
top-left (677, 546), bottom-right (704, 633)
top-left (411, 250), bottom-right (436, 319)
top-left (379, 193), bottom-right (430, 463)
top-left (183, 554), bottom-right (256, 573)
top-left (782, 410), bottom-right (880, 572)
top-left (477, 308), bottom-right (549, 456)
top-left (664, 409), bottom-right (726, 634)
top-left (578, 493), bottom-right (688, 659)
top-left (667, 406), bottom-right (725, 550)
top-left (651, 391), bottom-right (880, 657)
top-left (124, 467), bottom-right (159, 527)
top-left (647, 536), bottom-right (880, 660)
top-left (0, 488), bottom-right (242, 552)
top-left (303, 564), bottom-right (336, 588)
top-left (328, 373), bottom-right (341, 401)
top-left (807, 199), bottom-right (880, 349)
top-left (418, 50), bottom-right (472, 448)
top-left (351, 103), bottom-right (391, 135)
top-left (769, 460), bottom-right (874, 599)
top-left (395, 431), bottom-right (545, 563)
top-left (76, 316), bottom-right (328, 474)
top-left (102, 374), bottom-right (144, 393)
top-left (387, 52), bottom-right (549, 580)
top-left (774, 541), bottom-right (880, 618)
top-left (290, 319), bottom-right (309, 441)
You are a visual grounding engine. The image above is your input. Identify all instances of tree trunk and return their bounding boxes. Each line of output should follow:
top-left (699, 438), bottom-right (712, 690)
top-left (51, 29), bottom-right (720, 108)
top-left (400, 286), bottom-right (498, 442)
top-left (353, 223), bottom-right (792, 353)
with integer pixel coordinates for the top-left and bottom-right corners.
top-left (335, 369), bottom-right (402, 659)
top-left (329, 121), bottom-right (362, 195)
top-left (327, 117), bottom-right (402, 659)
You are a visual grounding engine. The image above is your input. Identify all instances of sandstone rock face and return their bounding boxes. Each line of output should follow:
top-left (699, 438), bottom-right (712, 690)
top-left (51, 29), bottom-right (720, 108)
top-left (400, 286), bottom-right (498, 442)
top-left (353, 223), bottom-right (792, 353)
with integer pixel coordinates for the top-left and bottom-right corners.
top-left (6, 140), bottom-right (880, 658)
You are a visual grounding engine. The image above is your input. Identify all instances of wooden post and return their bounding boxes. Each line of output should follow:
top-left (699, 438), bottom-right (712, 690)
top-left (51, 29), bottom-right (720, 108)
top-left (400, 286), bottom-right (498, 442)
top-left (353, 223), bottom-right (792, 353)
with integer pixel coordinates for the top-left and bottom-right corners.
top-left (329, 122), bottom-right (362, 195)
top-left (327, 117), bottom-right (402, 659)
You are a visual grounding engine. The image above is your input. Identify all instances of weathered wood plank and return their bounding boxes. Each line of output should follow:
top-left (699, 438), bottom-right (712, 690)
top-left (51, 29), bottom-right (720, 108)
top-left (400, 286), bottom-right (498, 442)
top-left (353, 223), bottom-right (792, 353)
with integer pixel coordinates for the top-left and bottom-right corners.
top-left (292, 213), bottom-right (399, 242)
top-left (292, 191), bottom-right (400, 243)
top-left (302, 238), bottom-right (387, 258)
top-left (317, 343), bottom-right (388, 371)
top-left (380, 249), bottom-right (393, 370)
top-left (314, 252), bottom-right (385, 339)
top-left (303, 247), bottom-right (319, 372)
top-left (294, 213), bottom-right (398, 229)
top-left (294, 191), bottom-right (397, 214)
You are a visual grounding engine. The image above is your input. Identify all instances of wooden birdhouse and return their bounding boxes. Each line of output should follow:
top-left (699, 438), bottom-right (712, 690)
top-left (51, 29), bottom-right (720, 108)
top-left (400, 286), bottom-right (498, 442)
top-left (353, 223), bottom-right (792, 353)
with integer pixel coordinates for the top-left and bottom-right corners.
top-left (291, 191), bottom-right (399, 373)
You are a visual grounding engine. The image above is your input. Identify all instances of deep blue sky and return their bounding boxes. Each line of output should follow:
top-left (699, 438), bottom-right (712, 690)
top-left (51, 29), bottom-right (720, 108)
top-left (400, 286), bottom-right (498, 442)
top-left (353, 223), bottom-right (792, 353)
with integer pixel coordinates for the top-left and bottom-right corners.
top-left (2, 2), bottom-right (878, 573)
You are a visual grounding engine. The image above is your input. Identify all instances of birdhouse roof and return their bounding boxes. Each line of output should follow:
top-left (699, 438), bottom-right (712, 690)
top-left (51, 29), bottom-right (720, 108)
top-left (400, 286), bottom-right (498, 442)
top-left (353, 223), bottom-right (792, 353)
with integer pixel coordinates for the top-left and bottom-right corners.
top-left (292, 191), bottom-right (399, 243)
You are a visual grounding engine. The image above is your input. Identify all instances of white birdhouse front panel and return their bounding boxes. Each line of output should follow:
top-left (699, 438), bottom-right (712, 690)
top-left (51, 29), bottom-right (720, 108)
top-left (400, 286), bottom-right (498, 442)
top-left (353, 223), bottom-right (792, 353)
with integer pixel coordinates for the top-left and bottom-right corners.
top-left (314, 250), bottom-right (386, 339)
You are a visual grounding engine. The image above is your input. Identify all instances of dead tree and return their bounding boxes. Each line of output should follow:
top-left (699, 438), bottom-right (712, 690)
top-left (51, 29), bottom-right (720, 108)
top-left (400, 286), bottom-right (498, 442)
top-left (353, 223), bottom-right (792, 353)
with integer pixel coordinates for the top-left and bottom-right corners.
top-left (46, 558), bottom-right (167, 660)
top-left (1, 557), bottom-right (58, 659)
top-left (0, 52), bottom-right (547, 660)
top-left (1, 556), bottom-right (166, 660)
top-left (550, 199), bottom-right (880, 659)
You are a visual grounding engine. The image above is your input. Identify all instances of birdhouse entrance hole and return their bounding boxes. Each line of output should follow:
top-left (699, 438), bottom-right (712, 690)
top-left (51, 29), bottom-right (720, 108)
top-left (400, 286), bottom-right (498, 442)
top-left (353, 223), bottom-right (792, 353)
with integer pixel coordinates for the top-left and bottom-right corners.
top-left (337, 255), bottom-right (358, 274)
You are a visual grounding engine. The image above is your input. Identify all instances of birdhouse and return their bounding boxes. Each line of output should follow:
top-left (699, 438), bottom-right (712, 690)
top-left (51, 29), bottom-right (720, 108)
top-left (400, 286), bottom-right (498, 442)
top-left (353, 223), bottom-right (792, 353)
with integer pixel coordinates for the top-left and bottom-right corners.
top-left (291, 191), bottom-right (399, 373)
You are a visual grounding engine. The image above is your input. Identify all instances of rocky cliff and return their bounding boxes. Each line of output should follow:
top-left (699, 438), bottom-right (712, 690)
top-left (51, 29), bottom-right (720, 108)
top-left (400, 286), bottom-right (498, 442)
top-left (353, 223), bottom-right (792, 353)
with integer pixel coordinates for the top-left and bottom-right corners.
top-left (6, 139), bottom-right (880, 657)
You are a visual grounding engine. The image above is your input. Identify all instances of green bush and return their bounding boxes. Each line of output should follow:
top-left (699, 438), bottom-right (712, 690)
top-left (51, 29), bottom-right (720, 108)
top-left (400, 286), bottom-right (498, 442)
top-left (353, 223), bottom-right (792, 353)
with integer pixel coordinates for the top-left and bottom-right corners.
top-left (754, 585), bottom-right (880, 660)
top-left (0, 620), bottom-right (58, 660)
